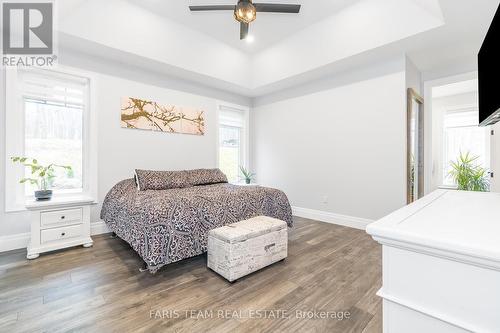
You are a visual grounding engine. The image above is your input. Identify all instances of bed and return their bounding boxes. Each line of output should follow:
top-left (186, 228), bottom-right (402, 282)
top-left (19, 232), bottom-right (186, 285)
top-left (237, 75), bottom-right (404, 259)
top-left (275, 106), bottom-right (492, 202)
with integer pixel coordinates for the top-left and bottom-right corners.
top-left (100, 169), bottom-right (293, 273)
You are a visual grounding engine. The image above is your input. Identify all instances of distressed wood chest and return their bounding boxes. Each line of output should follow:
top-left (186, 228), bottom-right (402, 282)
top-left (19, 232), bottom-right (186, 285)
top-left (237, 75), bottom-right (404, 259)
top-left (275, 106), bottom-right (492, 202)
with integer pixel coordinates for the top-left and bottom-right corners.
top-left (208, 216), bottom-right (288, 282)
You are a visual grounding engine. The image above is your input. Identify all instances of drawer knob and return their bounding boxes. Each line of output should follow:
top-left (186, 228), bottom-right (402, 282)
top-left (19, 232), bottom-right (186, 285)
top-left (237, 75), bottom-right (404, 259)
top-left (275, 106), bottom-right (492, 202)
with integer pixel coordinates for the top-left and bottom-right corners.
top-left (61, 216), bottom-right (66, 219)
top-left (61, 232), bottom-right (66, 236)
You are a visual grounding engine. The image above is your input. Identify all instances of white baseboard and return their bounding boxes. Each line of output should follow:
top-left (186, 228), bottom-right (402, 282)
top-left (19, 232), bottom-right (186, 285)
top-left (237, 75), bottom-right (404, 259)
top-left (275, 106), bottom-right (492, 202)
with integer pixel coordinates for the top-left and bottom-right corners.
top-left (0, 221), bottom-right (110, 253)
top-left (0, 210), bottom-right (370, 253)
top-left (292, 206), bottom-right (374, 230)
top-left (0, 232), bottom-right (30, 253)
top-left (90, 220), bottom-right (110, 235)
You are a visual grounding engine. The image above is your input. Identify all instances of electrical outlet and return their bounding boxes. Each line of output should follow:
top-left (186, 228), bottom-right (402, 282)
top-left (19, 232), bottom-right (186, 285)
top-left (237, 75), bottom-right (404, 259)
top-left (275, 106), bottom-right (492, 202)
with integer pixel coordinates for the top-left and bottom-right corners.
top-left (322, 195), bottom-right (328, 204)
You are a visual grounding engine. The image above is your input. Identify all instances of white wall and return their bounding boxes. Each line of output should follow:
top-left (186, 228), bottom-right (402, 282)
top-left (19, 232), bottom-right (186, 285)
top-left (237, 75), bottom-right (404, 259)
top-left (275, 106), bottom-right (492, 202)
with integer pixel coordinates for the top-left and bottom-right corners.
top-left (406, 57), bottom-right (423, 94)
top-left (251, 60), bottom-right (408, 220)
top-left (0, 54), bottom-right (249, 245)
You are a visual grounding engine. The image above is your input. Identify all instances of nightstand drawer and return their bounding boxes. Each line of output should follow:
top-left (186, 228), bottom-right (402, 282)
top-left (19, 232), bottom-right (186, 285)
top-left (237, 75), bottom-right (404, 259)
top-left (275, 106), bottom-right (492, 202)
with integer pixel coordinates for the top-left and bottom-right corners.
top-left (41, 224), bottom-right (83, 244)
top-left (41, 208), bottom-right (82, 227)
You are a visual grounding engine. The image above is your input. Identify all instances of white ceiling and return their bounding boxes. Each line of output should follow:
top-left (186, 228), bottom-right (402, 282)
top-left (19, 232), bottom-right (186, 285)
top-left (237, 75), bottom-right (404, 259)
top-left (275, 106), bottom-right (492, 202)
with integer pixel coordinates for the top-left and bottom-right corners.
top-left (127, 0), bottom-right (357, 53)
top-left (57, 0), bottom-right (500, 98)
top-left (433, 79), bottom-right (478, 98)
top-left (406, 0), bottom-right (499, 79)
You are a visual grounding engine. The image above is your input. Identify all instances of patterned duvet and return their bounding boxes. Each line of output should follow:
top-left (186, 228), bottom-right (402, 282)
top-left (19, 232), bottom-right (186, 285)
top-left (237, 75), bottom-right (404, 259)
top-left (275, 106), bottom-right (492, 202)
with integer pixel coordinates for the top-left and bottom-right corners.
top-left (100, 179), bottom-right (293, 273)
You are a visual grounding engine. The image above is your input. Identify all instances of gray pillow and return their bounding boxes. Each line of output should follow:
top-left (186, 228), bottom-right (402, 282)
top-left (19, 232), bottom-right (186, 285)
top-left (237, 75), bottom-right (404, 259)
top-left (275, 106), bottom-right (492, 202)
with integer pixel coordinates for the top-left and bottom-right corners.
top-left (135, 169), bottom-right (190, 191)
top-left (187, 168), bottom-right (228, 186)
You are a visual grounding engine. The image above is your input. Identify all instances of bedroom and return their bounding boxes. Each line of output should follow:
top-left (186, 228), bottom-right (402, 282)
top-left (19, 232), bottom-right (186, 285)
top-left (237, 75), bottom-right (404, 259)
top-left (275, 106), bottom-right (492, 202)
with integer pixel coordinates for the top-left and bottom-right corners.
top-left (1, 0), bottom-right (500, 332)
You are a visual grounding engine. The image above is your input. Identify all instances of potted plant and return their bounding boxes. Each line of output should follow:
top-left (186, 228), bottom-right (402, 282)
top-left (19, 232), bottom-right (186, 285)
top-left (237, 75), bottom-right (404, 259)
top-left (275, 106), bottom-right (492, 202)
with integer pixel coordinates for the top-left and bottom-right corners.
top-left (239, 166), bottom-right (255, 185)
top-left (448, 152), bottom-right (490, 192)
top-left (11, 157), bottom-right (73, 201)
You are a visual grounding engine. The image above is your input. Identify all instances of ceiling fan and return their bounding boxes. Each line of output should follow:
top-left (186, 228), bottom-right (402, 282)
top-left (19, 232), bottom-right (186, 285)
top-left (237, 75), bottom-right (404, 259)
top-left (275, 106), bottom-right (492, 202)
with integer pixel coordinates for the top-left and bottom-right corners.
top-left (189, 0), bottom-right (301, 40)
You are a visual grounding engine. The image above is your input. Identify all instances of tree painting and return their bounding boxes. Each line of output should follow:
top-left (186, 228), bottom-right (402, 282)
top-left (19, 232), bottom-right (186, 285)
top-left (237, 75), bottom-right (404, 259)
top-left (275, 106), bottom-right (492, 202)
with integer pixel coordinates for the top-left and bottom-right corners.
top-left (120, 97), bottom-right (205, 135)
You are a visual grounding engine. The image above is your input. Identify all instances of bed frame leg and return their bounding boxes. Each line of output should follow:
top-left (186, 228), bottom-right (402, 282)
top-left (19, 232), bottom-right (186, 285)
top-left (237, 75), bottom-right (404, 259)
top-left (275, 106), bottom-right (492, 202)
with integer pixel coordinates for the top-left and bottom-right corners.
top-left (139, 262), bottom-right (149, 273)
top-left (110, 232), bottom-right (117, 239)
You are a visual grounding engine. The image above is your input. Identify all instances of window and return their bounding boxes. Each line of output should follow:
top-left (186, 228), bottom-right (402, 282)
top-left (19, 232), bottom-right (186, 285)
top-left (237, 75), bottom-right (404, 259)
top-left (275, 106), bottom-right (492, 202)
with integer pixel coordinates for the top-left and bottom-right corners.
top-left (218, 104), bottom-right (249, 183)
top-left (5, 67), bottom-right (94, 211)
top-left (22, 70), bottom-right (86, 192)
top-left (442, 107), bottom-right (490, 186)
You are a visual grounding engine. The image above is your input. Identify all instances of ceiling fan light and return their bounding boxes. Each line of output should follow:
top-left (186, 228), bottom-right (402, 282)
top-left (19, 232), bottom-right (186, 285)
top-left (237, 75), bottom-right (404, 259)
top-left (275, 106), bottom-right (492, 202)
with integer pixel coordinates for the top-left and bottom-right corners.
top-left (234, 0), bottom-right (256, 24)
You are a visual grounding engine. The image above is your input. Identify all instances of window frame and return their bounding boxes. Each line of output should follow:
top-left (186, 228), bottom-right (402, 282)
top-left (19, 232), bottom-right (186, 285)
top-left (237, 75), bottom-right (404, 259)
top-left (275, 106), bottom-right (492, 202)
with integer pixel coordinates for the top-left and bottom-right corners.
top-left (439, 104), bottom-right (490, 187)
top-left (216, 101), bottom-right (250, 183)
top-left (5, 66), bottom-right (98, 212)
top-left (219, 124), bottom-right (244, 167)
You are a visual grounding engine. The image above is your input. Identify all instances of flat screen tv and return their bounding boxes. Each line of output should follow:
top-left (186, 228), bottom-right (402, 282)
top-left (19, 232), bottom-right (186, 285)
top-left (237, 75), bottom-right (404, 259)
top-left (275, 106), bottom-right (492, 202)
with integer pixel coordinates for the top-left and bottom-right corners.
top-left (479, 4), bottom-right (500, 126)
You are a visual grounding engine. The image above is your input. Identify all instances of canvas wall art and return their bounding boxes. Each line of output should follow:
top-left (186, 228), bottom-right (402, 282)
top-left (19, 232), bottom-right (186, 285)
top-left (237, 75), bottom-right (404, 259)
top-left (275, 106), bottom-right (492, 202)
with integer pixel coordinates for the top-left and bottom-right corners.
top-left (120, 97), bottom-right (205, 135)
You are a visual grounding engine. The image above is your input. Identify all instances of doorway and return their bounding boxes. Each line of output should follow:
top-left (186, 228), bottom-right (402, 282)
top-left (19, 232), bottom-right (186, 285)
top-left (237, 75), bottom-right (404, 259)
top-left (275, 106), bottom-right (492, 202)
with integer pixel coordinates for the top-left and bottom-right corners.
top-left (428, 76), bottom-right (492, 191)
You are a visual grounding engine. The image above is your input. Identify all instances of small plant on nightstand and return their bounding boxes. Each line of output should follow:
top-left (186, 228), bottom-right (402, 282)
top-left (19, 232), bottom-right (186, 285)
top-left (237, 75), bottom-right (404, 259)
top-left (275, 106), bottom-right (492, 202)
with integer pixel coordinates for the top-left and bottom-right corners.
top-left (11, 157), bottom-right (73, 201)
top-left (240, 165), bottom-right (255, 184)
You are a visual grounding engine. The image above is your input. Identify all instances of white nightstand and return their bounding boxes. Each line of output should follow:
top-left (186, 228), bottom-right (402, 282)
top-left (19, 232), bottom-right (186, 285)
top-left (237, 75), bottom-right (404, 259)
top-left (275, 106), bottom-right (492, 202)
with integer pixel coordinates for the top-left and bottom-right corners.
top-left (25, 196), bottom-right (95, 259)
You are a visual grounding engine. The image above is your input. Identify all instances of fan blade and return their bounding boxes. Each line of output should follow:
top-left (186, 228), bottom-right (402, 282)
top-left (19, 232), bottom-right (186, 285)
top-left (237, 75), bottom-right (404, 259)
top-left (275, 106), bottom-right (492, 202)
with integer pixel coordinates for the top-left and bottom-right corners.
top-left (240, 22), bottom-right (249, 40)
top-left (189, 5), bottom-right (235, 11)
top-left (254, 3), bottom-right (301, 13)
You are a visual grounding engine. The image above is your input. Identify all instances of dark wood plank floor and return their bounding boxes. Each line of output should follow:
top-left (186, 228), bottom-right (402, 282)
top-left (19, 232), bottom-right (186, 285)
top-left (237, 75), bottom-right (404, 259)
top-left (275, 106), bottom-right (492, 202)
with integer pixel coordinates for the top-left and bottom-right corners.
top-left (0, 217), bottom-right (382, 333)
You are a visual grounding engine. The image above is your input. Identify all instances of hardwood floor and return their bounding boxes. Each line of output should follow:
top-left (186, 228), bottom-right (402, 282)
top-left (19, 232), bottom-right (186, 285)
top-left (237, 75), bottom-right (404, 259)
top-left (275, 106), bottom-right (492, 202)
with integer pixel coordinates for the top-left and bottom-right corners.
top-left (0, 217), bottom-right (382, 333)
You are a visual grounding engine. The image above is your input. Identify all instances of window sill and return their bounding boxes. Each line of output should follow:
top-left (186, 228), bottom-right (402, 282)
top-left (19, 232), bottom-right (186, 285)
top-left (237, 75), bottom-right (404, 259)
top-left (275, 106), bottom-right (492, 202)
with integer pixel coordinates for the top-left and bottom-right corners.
top-left (5, 193), bottom-right (97, 213)
top-left (232, 182), bottom-right (259, 186)
top-left (438, 185), bottom-right (458, 190)
top-left (25, 195), bottom-right (96, 210)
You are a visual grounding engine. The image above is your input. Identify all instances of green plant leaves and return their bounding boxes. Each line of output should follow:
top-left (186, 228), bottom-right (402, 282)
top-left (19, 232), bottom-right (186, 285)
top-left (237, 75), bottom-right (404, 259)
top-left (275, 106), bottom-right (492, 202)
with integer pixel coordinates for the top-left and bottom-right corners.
top-left (19, 178), bottom-right (39, 186)
top-left (11, 156), bottom-right (73, 191)
top-left (239, 165), bottom-right (255, 181)
top-left (449, 151), bottom-right (490, 192)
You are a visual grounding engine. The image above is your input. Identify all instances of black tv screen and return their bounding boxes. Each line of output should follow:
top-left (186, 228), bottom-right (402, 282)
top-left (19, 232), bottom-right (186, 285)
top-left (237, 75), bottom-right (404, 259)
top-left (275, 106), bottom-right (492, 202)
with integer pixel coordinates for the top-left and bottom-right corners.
top-left (479, 4), bottom-right (500, 126)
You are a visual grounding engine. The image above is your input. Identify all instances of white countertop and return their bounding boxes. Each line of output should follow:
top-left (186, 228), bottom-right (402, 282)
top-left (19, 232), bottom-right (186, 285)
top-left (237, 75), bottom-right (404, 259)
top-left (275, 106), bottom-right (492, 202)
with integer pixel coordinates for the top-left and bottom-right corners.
top-left (367, 190), bottom-right (500, 267)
